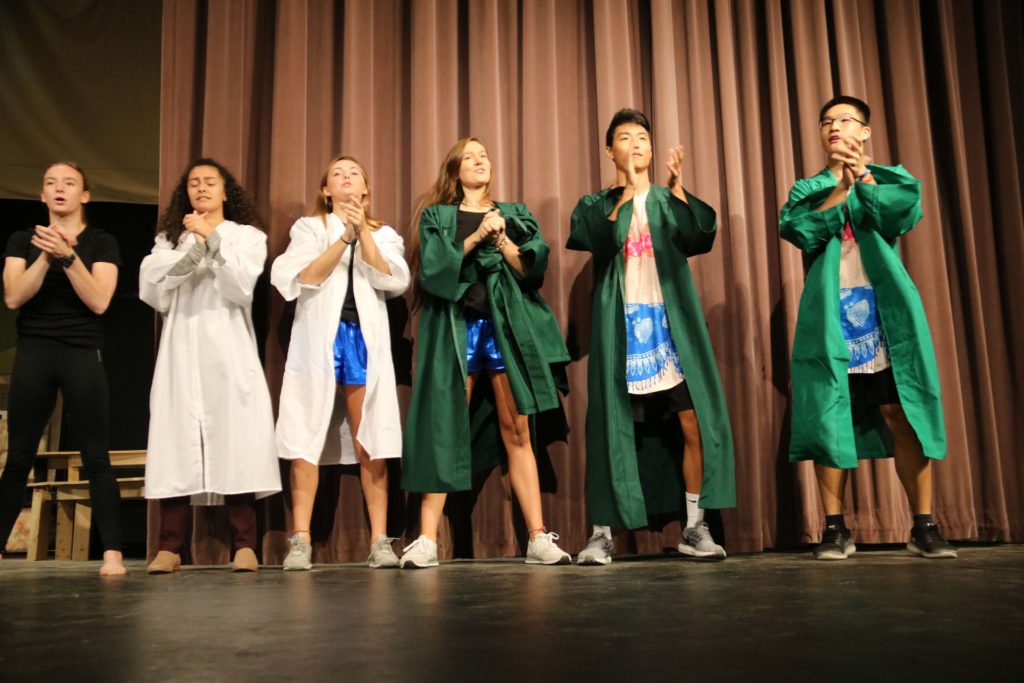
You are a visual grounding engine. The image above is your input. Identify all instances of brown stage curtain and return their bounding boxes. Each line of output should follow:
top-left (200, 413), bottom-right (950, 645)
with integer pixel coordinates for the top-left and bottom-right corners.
top-left (153, 0), bottom-right (1024, 564)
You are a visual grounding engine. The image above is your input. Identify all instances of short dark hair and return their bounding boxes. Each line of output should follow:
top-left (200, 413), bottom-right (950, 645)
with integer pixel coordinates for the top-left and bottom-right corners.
top-left (605, 108), bottom-right (652, 147)
top-left (819, 96), bottom-right (871, 124)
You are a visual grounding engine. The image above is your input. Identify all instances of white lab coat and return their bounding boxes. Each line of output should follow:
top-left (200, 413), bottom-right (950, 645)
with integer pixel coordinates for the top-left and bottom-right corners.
top-left (140, 221), bottom-right (282, 503)
top-left (272, 213), bottom-right (409, 466)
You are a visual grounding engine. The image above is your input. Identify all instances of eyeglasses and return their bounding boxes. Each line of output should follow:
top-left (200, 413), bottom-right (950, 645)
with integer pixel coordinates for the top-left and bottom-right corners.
top-left (819, 115), bottom-right (866, 129)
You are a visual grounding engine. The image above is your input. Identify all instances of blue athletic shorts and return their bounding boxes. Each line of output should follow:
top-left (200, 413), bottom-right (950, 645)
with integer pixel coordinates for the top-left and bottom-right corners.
top-left (333, 319), bottom-right (368, 385)
top-left (465, 311), bottom-right (505, 373)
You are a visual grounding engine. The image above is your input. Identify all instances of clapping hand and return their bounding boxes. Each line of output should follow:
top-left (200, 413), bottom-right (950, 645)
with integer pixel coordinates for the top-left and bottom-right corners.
top-left (31, 225), bottom-right (75, 258)
top-left (182, 211), bottom-right (215, 242)
top-left (830, 135), bottom-right (871, 189)
top-left (338, 197), bottom-right (367, 241)
top-left (480, 210), bottom-right (508, 249)
top-left (665, 145), bottom-right (685, 191)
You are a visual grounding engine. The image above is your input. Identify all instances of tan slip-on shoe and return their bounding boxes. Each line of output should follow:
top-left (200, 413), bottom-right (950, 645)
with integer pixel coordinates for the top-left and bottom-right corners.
top-left (147, 551), bottom-right (181, 574)
top-left (232, 547), bottom-right (259, 572)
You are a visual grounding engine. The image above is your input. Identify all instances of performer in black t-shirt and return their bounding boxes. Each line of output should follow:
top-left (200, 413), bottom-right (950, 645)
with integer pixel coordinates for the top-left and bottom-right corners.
top-left (0, 162), bottom-right (125, 575)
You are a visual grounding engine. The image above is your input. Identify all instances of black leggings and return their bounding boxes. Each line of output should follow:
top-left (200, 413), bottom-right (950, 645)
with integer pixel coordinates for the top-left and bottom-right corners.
top-left (0, 343), bottom-right (122, 552)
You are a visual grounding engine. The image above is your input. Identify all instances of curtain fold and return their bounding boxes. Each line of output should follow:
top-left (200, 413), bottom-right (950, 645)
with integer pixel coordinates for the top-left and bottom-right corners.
top-left (154, 0), bottom-right (1024, 564)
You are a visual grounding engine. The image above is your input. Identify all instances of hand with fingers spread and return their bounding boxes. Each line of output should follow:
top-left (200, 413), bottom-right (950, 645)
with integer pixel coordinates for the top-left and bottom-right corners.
top-left (183, 211), bottom-right (216, 243)
top-left (31, 224), bottom-right (75, 258)
top-left (666, 145), bottom-right (685, 192)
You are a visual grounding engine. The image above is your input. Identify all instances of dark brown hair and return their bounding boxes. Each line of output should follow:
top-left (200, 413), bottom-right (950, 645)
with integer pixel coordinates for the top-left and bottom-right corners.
top-left (407, 137), bottom-right (491, 297)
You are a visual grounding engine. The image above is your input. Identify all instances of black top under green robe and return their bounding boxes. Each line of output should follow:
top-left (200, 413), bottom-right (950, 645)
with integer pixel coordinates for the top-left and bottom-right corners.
top-left (402, 202), bottom-right (570, 493)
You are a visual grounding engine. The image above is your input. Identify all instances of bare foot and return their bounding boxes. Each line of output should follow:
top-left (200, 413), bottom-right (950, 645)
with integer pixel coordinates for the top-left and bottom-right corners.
top-left (100, 550), bottom-right (127, 576)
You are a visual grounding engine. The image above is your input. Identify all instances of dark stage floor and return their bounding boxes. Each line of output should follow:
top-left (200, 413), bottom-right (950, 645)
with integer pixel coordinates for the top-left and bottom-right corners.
top-left (1, 545), bottom-right (1022, 682)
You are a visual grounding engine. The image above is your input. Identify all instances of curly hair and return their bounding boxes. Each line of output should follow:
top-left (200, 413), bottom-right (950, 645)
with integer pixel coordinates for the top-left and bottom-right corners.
top-left (156, 158), bottom-right (265, 244)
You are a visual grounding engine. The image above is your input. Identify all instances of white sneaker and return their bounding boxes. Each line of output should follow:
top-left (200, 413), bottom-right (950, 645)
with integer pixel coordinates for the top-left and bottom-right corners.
top-left (525, 531), bottom-right (571, 565)
top-left (576, 532), bottom-right (614, 565)
top-left (367, 535), bottom-right (400, 568)
top-left (678, 523), bottom-right (727, 559)
top-left (283, 533), bottom-right (313, 571)
top-left (400, 535), bottom-right (438, 569)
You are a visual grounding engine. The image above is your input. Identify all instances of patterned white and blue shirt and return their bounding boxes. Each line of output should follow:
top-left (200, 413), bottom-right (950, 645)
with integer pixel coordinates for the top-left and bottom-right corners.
top-left (623, 191), bottom-right (685, 393)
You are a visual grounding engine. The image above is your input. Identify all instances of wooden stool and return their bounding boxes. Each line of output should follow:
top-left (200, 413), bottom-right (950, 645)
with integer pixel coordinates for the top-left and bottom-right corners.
top-left (25, 450), bottom-right (146, 560)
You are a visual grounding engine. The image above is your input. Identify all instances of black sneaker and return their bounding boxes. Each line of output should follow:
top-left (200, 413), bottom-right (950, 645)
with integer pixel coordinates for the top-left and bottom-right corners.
top-left (813, 524), bottom-right (856, 560)
top-left (907, 523), bottom-right (958, 559)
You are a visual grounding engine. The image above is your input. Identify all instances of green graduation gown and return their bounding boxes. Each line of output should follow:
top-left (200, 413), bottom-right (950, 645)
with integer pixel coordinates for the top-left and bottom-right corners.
top-left (779, 164), bottom-right (946, 468)
top-left (401, 202), bottom-right (570, 493)
top-left (567, 184), bottom-right (736, 529)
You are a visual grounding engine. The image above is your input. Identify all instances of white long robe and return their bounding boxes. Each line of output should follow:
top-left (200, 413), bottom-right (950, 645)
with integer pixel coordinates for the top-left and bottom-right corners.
top-left (272, 214), bottom-right (409, 465)
top-left (140, 221), bottom-right (281, 503)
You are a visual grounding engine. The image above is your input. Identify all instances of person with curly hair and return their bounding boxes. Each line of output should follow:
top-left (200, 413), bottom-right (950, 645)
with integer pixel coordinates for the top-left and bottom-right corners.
top-left (140, 158), bottom-right (281, 574)
top-left (1, 162), bottom-right (125, 575)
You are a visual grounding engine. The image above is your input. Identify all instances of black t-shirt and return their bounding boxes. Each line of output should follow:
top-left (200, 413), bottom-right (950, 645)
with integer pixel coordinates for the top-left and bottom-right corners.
top-left (3, 226), bottom-right (121, 348)
top-left (340, 248), bottom-right (359, 323)
top-left (455, 209), bottom-right (490, 314)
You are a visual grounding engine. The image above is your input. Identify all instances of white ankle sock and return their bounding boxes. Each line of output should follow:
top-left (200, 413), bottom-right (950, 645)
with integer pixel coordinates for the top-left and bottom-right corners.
top-left (592, 525), bottom-right (612, 540)
top-left (685, 492), bottom-right (703, 528)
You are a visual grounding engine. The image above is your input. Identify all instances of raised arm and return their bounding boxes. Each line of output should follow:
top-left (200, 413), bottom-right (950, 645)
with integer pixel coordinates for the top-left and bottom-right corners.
top-left (419, 206), bottom-right (472, 302)
top-left (356, 226), bottom-right (411, 298)
top-left (779, 177), bottom-right (847, 255)
top-left (852, 164), bottom-right (923, 240)
top-left (32, 226), bottom-right (117, 314)
top-left (3, 231), bottom-right (50, 309)
top-left (208, 225), bottom-right (268, 307)
top-left (567, 189), bottom-right (631, 265)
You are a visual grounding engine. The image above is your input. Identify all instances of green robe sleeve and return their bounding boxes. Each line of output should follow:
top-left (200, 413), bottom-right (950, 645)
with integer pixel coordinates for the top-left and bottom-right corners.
top-left (852, 164), bottom-right (924, 241)
top-left (419, 204), bottom-right (471, 302)
top-left (502, 203), bottom-right (547, 290)
top-left (779, 176), bottom-right (847, 255)
top-left (567, 189), bottom-right (630, 265)
top-left (664, 188), bottom-right (718, 256)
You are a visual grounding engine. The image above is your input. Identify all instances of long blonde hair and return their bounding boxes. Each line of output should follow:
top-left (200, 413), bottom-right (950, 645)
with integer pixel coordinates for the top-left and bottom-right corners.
top-left (407, 137), bottom-right (491, 297)
top-left (311, 155), bottom-right (383, 230)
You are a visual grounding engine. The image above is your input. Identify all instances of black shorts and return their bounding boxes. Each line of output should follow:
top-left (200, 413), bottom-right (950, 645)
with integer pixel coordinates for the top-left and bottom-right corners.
top-left (630, 380), bottom-right (695, 422)
top-left (849, 367), bottom-right (900, 408)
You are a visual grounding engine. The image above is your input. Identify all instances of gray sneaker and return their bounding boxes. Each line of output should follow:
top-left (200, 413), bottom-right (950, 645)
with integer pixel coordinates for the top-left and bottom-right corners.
top-left (525, 531), bottom-right (571, 565)
top-left (283, 533), bottom-right (313, 571)
top-left (367, 535), bottom-right (400, 568)
top-left (678, 523), bottom-right (727, 559)
top-left (399, 535), bottom-right (438, 569)
top-left (576, 532), bottom-right (614, 565)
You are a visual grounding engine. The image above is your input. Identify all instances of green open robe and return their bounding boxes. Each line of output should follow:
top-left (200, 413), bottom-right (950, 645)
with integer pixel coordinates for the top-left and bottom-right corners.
top-left (401, 202), bottom-right (570, 493)
top-left (779, 164), bottom-right (946, 468)
top-left (567, 184), bottom-right (736, 529)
